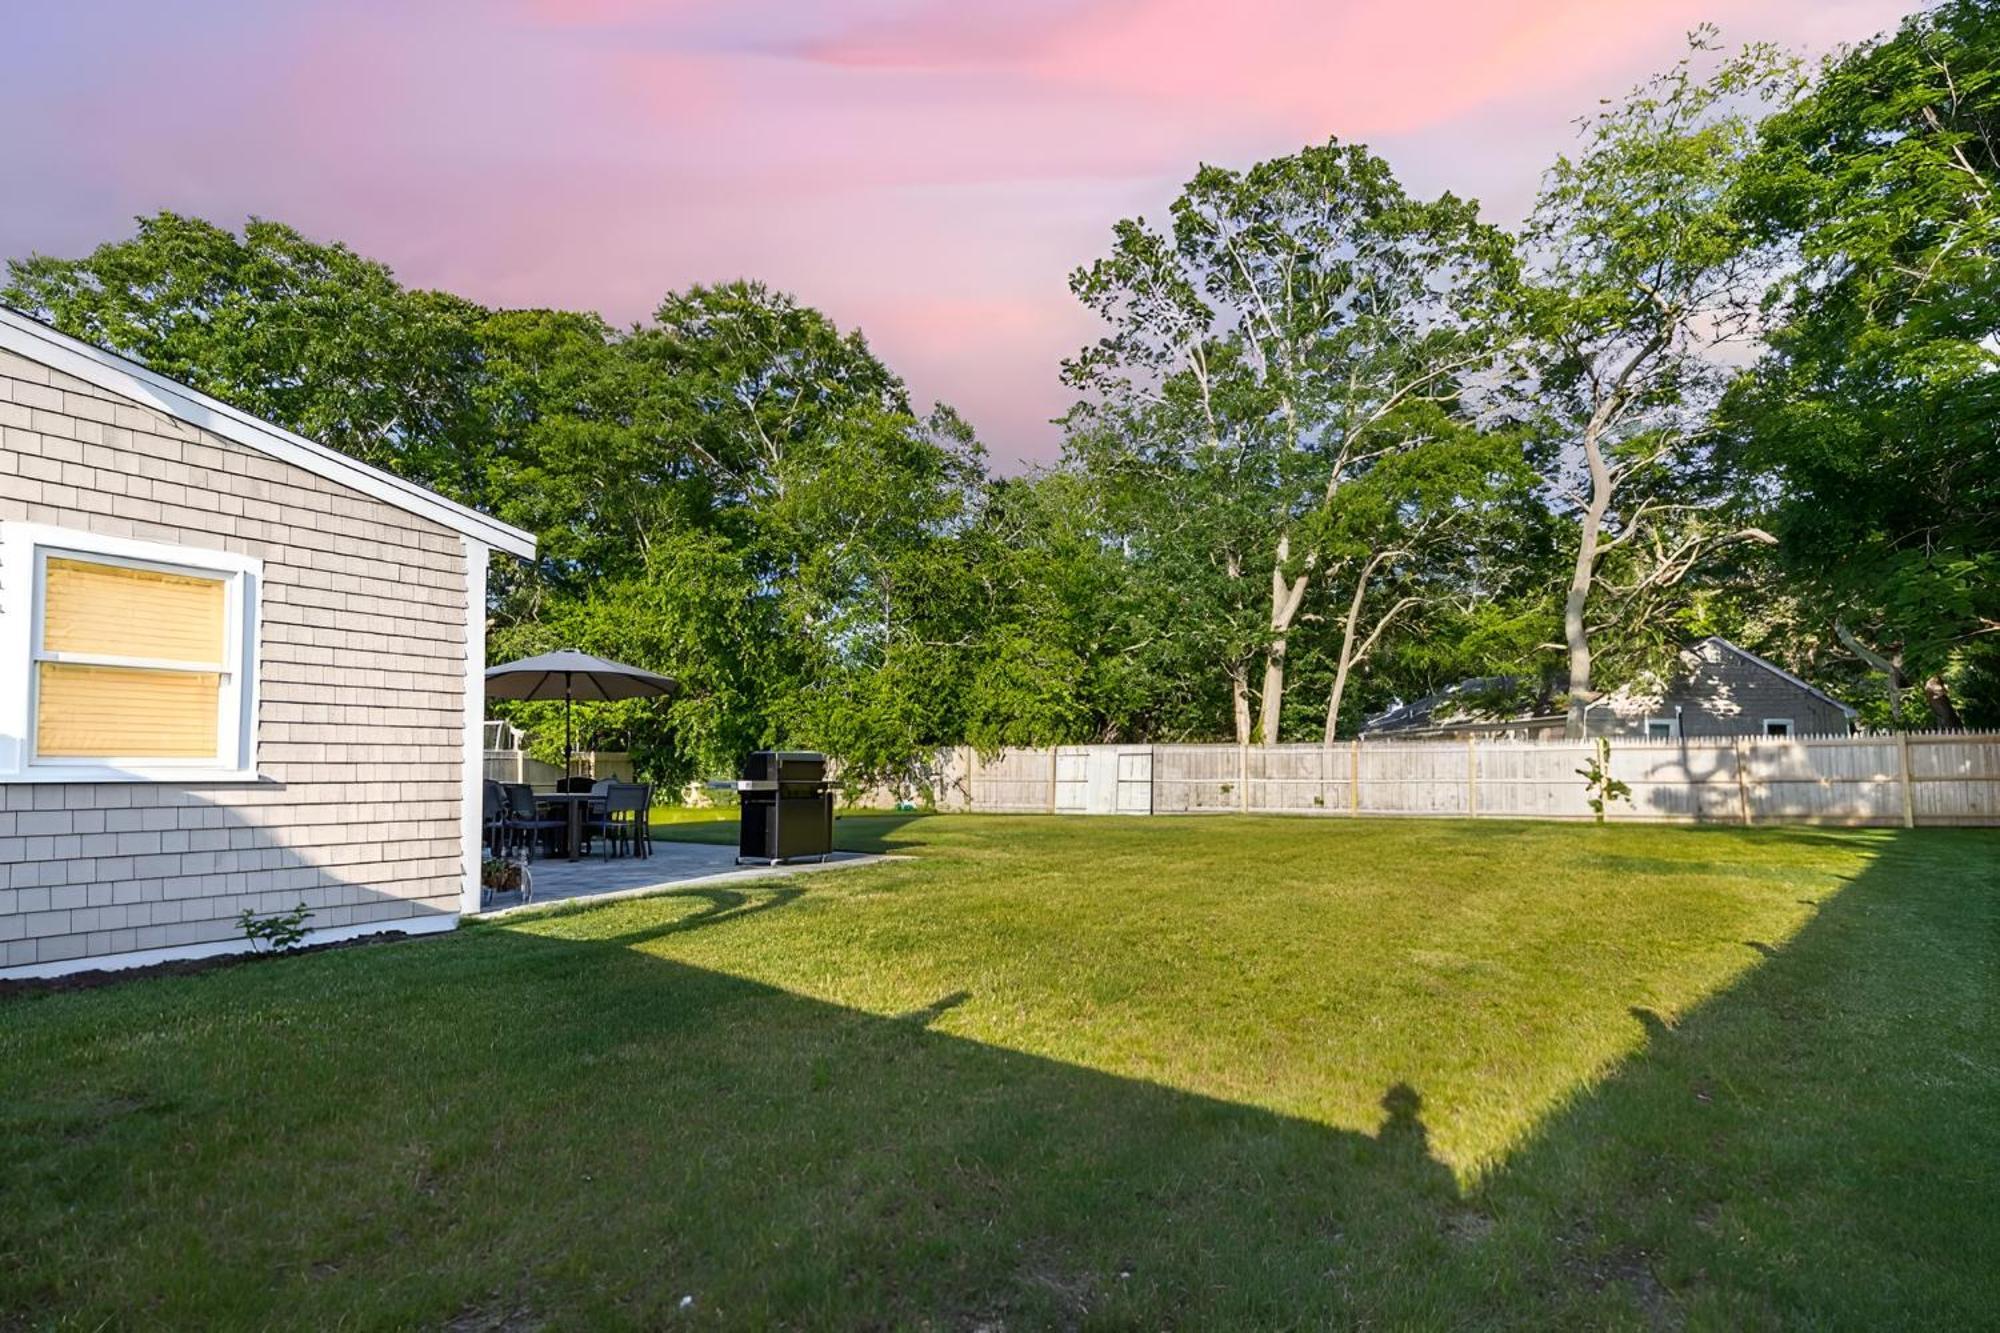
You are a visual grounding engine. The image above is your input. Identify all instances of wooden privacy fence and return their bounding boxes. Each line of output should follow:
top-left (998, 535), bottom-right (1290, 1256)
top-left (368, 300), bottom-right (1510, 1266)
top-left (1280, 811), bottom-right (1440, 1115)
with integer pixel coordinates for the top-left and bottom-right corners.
top-left (908, 733), bottom-right (2000, 827)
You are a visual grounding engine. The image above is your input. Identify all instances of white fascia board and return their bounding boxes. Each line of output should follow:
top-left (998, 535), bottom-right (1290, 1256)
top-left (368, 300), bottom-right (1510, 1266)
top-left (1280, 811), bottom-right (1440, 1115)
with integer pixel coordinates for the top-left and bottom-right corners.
top-left (0, 306), bottom-right (536, 560)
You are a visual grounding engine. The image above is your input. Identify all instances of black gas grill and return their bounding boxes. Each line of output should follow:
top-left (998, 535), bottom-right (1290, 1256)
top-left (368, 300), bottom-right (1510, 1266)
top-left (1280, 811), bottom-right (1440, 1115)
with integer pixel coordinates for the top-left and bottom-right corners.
top-left (728, 751), bottom-right (834, 864)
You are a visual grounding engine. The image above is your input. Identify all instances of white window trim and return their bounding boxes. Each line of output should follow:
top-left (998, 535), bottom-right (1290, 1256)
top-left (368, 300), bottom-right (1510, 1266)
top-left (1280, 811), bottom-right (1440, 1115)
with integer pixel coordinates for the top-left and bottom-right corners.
top-left (1645, 716), bottom-right (1679, 739)
top-left (0, 522), bottom-right (262, 784)
top-left (1762, 717), bottom-right (1795, 738)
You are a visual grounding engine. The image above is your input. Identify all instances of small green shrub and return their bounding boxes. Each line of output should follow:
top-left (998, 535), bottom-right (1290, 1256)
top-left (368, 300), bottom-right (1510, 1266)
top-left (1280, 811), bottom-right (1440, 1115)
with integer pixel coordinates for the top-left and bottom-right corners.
top-left (1575, 738), bottom-right (1633, 823)
top-left (237, 902), bottom-right (313, 954)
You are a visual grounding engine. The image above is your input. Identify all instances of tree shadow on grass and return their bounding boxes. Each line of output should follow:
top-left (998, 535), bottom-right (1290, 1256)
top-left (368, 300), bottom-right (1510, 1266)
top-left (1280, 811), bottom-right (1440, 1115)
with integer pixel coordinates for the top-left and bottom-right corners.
top-left (516, 884), bottom-right (809, 950)
top-left (0, 830), bottom-right (1992, 1327)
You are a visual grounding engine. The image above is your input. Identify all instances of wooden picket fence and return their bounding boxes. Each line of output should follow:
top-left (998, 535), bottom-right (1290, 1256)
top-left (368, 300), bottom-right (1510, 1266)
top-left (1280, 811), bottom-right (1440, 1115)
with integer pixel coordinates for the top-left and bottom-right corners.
top-left (899, 732), bottom-right (2000, 827)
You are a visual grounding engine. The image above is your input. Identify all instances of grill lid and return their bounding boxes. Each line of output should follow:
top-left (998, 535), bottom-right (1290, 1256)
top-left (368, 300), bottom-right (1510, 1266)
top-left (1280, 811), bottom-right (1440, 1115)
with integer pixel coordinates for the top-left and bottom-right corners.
top-left (741, 750), bottom-right (828, 783)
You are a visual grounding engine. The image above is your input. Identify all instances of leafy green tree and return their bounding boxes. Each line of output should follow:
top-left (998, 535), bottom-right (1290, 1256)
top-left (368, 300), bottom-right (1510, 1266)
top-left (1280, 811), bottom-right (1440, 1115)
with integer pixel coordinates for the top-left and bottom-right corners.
top-left (4, 213), bottom-right (492, 497)
top-left (1519, 32), bottom-right (1800, 735)
top-left (1065, 140), bottom-right (1519, 741)
top-left (980, 460), bottom-right (1252, 745)
top-left (488, 283), bottom-right (990, 788)
top-left (1307, 417), bottom-right (1548, 739)
top-left (8, 218), bottom-right (992, 784)
top-left (1728, 0), bottom-right (2000, 727)
top-left (487, 528), bottom-right (776, 788)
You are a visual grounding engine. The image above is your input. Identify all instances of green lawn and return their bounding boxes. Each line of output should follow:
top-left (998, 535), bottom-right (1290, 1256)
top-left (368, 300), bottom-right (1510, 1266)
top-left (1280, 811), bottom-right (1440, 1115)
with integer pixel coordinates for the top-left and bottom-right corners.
top-left (4, 817), bottom-right (1994, 1327)
top-left (644, 804), bottom-right (892, 830)
top-left (647, 802), bottom-right (739, 826)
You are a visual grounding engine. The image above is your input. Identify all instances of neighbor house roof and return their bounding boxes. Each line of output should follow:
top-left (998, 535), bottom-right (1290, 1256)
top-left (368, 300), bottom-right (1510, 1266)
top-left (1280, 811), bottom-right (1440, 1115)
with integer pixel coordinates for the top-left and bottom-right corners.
top-left (1692, 636), bottom-right (1858, 718)
top-left (1362, 675), bottom-right (1562, 737)
top-left (0, 305), bottom-right (536, 560)
top-left (1576, 635), bottom-right (1858, 720)
top-left (1367, 635), bottom-right (1856, 736)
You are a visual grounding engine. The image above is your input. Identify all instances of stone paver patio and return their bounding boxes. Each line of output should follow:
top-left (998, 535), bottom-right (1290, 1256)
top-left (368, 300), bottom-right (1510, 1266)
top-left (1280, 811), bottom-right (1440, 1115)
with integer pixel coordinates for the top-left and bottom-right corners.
top-left (478, 840), bottom-right (884, 916)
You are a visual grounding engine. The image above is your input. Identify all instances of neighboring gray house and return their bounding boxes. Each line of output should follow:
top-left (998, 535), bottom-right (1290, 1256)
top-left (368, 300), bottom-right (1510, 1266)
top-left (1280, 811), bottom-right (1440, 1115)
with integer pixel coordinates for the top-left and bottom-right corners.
top-left (1586, 637), bottom-right (1857, 739)
top-left (1363, 638), bottom-right (1856, 741)
top-left (0, 306), bottom-right (535, 978)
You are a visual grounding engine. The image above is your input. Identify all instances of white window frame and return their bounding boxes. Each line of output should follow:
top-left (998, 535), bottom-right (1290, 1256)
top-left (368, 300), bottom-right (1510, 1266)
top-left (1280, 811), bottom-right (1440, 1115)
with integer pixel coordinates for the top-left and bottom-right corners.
top-left (1645, 716), bottom-right (1679, 739)
top-left (1762, 718), bottom-right (1794, 738)
top-left (0, 522), bottom-right (261, 783)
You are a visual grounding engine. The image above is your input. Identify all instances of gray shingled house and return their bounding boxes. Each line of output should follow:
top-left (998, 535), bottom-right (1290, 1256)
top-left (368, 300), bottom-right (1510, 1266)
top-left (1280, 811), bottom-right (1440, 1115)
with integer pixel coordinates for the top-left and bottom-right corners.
top-left (1363, 637), bottom-right (1857, 741)
top-left (0, 306), bottom-right (535, 978)
top-left (1585, 637), bottom-right (1856, 738)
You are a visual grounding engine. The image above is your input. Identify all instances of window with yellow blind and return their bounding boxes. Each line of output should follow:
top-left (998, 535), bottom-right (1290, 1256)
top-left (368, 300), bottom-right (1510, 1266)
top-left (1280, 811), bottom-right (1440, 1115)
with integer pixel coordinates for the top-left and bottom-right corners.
top-left (3, 524), bottom-right (260, 781)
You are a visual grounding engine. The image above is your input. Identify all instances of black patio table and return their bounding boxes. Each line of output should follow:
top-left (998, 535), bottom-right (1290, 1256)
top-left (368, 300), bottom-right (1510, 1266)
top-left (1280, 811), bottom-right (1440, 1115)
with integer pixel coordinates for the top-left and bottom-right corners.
top-left (533, 791), bottom-right (600, 862)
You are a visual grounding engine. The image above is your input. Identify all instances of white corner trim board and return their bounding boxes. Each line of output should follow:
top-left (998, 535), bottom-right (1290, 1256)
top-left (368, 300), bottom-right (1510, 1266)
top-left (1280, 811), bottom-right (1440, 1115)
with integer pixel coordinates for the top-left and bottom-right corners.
top-left (0, 912), bottom-right (459, 982)
top-left (459, 536), bottom-right (490, 915)
top-left (0, 305), bottom-right (535, 560)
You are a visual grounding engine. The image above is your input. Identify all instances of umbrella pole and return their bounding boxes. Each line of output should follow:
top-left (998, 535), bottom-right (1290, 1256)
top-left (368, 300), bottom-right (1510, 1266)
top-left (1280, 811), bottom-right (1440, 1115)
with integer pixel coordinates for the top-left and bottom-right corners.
top-left (564, 676), bottom-right (574, 782)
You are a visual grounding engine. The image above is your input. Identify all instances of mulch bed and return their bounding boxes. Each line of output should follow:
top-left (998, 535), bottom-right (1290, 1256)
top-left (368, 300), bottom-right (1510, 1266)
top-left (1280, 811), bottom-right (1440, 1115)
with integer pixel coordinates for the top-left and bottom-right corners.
top-left (0, 930), bottom-right (419, 1000)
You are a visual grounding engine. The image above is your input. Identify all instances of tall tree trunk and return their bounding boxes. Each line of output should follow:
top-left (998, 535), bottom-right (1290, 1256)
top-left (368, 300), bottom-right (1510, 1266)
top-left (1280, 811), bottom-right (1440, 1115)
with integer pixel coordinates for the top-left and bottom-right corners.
top-left (1225, 550), bottom-right (1253, 745)
top-left (1322, 551), bottom-right (1415, 744)
top-left (1325, 656), bottom-right (1355, 746)
top-left (1564, 419), bottom-right (1616, 738)
top-left (1257, 533), bottom-right (1311, 743)
top-left (1324, 564), bottom-right (1374, 744)
top-left (1922, 674), bottom-right (1963, 730)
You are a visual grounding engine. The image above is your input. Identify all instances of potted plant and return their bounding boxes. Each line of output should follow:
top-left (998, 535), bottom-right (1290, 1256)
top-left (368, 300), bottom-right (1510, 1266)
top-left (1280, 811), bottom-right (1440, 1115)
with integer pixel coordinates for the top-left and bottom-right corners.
top-left (481, 857), bottom-right (523, 893)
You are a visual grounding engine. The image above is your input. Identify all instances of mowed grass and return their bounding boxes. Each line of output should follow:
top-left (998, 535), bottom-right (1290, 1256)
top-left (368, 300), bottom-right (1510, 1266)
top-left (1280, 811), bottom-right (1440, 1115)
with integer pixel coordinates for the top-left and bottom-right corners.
top-left (3, 817), bottom-right (1994, 1328)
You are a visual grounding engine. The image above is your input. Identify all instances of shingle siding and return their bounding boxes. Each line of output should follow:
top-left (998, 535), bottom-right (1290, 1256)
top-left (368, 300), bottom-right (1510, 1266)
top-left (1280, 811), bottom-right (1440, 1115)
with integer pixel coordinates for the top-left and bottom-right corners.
top-left (1590, 640), bottom-right (1852, 738)
top-left (0, 346), bottom-right (470, 969)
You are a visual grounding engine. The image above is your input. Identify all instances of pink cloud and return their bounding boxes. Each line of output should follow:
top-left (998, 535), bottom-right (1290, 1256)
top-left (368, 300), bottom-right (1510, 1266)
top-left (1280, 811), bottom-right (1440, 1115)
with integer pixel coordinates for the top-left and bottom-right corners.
top-left (791, 0), bottom-right (1721, 138)
top-left (2, 0), bottom-right (1920, 468)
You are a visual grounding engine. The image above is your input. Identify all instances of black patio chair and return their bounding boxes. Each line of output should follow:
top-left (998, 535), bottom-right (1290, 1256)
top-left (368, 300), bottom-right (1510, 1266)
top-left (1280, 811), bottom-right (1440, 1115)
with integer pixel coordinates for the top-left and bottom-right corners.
top-left (481, 780), bottom-right (508, 856)
top-left (503, 783), bottom-right (566, 861)
top-left (632, 783), bottom-right (654, 859)
top-left (583, 783), bottom-right (647, 860)
top-left (576, 779), bottom-right (613, 856)
top-left (557, 776), bottom-right (597, 793)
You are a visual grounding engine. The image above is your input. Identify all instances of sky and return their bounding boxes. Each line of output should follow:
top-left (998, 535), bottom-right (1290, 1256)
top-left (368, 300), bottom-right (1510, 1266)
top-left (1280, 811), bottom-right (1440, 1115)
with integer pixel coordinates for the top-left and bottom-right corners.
top-left (3, 0), bottom-right (1914, 469)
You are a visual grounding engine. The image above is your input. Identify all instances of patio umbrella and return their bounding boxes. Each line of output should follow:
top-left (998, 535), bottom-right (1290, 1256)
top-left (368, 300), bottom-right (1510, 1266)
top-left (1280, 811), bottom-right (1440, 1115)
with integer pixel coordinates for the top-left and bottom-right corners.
top-left (484, 649), bottom-right (679, 779)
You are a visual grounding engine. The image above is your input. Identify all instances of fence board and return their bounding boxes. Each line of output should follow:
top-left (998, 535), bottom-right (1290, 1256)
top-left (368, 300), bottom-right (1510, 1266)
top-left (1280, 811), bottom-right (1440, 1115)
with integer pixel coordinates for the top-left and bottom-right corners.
top-left (1358, 743), bottom-right (1471, 816)
top-left (1249, 745), bottom-right (1343, 814)
top-left (1152, 743), bottom-right (1243, 814)
top-left (964, 747), bottom-right (1055, 813)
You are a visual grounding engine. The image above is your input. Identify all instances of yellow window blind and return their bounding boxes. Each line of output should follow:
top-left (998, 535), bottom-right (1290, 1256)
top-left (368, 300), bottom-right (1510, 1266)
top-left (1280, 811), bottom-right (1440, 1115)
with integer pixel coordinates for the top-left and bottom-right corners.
top-left (42, 557), bottom-right (225, 664)
top-left (35, 662), bottom-right (221, 759)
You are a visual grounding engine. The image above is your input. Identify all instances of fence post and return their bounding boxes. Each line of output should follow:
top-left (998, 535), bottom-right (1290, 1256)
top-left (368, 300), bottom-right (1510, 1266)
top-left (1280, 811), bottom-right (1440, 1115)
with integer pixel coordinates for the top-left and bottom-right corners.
top-left (1897, 731), bottom-right (1916, 829)
top-left (1047, 747), bottom-right (1058, 814)
top-left (1350, 739), bottom-right (1361, 815)
top-left (1238, 743), bottom-right (1250, 813)
top-left (1466, 736), bottom-right (1478, 816)
top-left (1734, 737), bottom-right (1751, 825)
